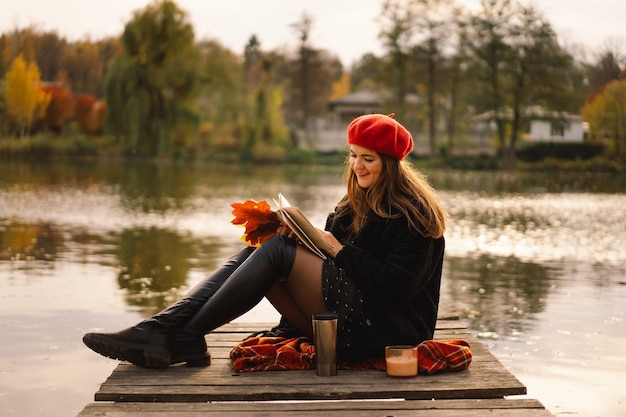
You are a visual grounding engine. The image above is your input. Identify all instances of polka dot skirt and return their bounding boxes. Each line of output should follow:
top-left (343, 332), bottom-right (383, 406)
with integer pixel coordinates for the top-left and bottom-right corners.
top-left (322, 258), bottom-right (366, 350)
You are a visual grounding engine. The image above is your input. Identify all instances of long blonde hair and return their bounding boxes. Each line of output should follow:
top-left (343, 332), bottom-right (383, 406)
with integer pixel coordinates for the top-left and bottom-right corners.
top-left (337, 154), bottom-right (446, 238)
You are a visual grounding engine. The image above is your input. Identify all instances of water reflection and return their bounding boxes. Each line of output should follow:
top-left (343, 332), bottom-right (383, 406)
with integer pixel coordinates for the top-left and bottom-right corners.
top-left (0, 221), bottom-right (63, 261)
top-left (0, 218), bottom-right (225, 315)
top-left (113, 163), bottom-right (200, 213)
top-left (427, 169), bottom-right (626, 194)
top-left (109, 227), bottom-right (190, 309)
top-left (442, 254), bottom-right (553, 338)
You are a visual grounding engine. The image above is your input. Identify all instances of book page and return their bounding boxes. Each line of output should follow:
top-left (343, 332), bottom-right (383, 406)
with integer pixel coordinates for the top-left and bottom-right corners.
top-left (274, 193), bottom-right (334, 259)
top-left (278, 208), bottom-right (326, 259)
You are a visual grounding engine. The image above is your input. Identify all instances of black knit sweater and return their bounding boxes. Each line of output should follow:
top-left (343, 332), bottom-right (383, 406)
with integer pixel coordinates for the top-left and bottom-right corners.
top-left (325, 206), bottom-right (445, 358)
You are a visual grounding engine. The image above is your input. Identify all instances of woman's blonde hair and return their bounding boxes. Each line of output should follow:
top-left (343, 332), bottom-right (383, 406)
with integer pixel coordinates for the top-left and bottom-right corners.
top-left (337, 153), bottom-right (446, 238)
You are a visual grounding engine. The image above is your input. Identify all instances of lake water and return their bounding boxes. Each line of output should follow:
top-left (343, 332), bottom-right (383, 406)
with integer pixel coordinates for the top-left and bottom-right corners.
top-left (0, 160), bottom-right (625, 417)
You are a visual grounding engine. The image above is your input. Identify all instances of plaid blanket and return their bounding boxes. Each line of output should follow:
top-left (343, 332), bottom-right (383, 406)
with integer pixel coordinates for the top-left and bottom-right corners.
top-left (230, 336), bottom-right (472, 375)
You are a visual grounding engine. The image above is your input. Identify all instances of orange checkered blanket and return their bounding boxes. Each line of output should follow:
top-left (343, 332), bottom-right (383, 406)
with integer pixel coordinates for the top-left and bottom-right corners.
top-left (230, 336), bottom-right (472, 375)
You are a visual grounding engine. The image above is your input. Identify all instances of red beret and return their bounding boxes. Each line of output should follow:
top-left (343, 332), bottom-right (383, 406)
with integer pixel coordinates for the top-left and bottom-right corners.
top-left (347, 113), bottom-right (413, 160)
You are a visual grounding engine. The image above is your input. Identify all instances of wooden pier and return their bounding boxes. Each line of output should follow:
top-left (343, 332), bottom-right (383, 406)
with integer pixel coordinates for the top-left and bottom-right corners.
top-left (77, 317), bottom-right (553, 416)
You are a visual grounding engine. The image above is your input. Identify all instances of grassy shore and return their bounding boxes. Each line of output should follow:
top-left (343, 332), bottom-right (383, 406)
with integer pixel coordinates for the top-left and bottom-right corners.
top-left (0, 134), bottom-right (623, 173)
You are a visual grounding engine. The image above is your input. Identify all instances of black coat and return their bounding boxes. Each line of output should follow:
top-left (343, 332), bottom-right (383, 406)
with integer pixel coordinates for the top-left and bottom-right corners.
top-left (326, 207), bottom-right (445, 357)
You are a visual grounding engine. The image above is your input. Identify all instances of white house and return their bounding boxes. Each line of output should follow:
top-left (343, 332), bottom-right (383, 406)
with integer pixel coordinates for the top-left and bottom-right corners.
top-left (472, 105), bottom-right (585, 143)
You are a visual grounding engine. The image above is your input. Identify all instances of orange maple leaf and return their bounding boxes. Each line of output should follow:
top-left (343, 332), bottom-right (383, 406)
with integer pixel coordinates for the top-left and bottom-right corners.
top-left (231, 200), bottom-right (280, 246)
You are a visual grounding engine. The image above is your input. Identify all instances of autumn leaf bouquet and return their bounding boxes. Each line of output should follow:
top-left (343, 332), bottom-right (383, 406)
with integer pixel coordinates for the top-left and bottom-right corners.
top-left (231, 199), bottom-right (282, 246)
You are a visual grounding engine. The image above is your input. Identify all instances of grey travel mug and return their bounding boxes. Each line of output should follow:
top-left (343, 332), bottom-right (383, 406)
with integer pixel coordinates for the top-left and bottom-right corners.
top-left (312, 312), bottom-right (338, 376)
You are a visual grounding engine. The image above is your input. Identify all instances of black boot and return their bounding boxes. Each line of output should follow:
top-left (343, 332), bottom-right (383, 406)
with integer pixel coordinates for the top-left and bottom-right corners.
top-left (170, 336), bottom-right (210, 367)
top-left (82, 246), bottom-right (256, 368)
top-left (171, 236), bottom-right (297, 355)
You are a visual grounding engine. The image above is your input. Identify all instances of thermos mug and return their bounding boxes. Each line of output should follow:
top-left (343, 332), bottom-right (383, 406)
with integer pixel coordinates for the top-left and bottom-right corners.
top-left (312, 312), bottom-right (338, 376)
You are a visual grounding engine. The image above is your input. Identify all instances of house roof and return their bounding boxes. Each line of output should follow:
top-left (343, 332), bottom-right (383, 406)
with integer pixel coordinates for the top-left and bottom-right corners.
top-left (473, 105), bottom-right (582, 122)
top-left (329, 89), bottom-right (422, 107)
top-left (329, 89), bottom-right (384, 106)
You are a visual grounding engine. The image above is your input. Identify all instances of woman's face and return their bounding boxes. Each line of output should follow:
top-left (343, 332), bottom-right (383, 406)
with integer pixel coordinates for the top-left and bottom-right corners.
top-left (349, 144), bottom-right (383, 189)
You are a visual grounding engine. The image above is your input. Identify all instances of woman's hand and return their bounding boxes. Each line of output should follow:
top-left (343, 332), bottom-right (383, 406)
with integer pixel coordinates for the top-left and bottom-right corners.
top-left (276, 225), bottom-right (297, 240)
top-left (278, 225), bottom-right (344, 258)
top-left (316, 229), bottom-right (344, 258)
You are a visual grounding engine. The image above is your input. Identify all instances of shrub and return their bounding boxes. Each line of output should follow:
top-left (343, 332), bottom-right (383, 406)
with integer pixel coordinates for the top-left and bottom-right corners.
top-left (516, 142), bottom-right (605, 162)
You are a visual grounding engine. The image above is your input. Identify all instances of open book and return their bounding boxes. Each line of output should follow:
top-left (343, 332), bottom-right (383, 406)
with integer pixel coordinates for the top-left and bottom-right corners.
top-left (273, 193), bottom-right (335, 260)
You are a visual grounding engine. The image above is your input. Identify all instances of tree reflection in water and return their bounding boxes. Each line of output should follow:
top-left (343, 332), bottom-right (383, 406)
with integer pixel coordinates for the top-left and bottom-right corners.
top-left (442, 254), bottom-right (552, 338)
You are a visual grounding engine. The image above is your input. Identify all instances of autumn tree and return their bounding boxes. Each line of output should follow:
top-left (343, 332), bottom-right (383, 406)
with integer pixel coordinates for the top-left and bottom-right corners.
top-left (462, 0), bottom-right (575, 168)
top-left (196, 38), bottom-right (246, 152)
top-left (408, 0), bottom-right (456, 156)
top-left (63, 40), bottom-right (106, 96)
top-left (104, 0), bottom-right (199, 156)
top-left (461, 0), bottom-right (515, 164)
top-left (441, 30), bottom-right (473, 154)
top-left (586, 45), bottom-right (624, 102)
top-left (74, 94), bottom-right (106, 134)
top-left (1, 27), bottom-right (64, 84)
top-left (40, 82), bottom-right (74, 134)
top-left (4, 55), bottom-right (50, 137)
top-left (350, 53), bottom-right (386, 91)
top-left (289, 12), bottom-right (315, 138)
top-left (0, 27), bottom-right (122, 101)
top-left (285, 13), bottom-right (342, 148)
top-left (33, 31), bottom-right (67, 82)
top-left (378, 0), bottom-right (415, 122)
top-left (582, 79), bottom-right (626, 161)
top-left (239, 36), bottom-right (290, 159)
top-left (0, 34), bottom-right (8, 78)
top-left (329, 73), bottom-right (351, 100)
top-left (5, 27), bottom-right (37, 64)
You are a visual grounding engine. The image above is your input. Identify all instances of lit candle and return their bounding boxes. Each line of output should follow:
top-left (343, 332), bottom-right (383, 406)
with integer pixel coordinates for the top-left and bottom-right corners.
top-left (385, 345), bottom-right (418, 378)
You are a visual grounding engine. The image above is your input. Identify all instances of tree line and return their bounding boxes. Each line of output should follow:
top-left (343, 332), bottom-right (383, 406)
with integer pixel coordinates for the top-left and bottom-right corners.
top-left (0, 0), bottom-right (624, 165)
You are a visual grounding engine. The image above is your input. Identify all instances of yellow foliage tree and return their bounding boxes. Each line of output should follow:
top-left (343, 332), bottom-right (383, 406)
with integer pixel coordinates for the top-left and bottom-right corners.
top-left (582, 79), bottom-right (626, 161)
top-left (4, 55), bottom-right (51, 137)
top-left (329, 73), bottom-right (351, 101)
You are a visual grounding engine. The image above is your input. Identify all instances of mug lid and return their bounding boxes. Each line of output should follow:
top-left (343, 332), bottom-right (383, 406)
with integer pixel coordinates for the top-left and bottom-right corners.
top-left (313, 312), bottom-right (338, 320)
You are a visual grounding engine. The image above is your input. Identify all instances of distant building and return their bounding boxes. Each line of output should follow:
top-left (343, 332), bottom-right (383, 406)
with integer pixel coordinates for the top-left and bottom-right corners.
top-left (472, 106), bottom-right (585, 144)
top-left (316, 93), bottom-right (586, 156)
top-left (327, 89), bottom-right (389, 128)
top-left (306, 89), bottom-right (423, 152)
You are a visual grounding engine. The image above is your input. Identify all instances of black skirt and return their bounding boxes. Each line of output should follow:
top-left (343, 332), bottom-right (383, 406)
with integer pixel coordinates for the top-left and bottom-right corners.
top-left (321, 258), bottom-right (368, 356)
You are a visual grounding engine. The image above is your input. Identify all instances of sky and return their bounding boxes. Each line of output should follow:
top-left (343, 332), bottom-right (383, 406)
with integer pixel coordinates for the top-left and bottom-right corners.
top-left (1, 0), bottom-right (624, 66)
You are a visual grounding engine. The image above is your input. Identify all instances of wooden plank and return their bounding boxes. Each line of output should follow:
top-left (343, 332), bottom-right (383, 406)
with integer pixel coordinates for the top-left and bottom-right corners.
top-left (94, 367), bottom-right (525, 402)
top-left (77, 398), bottom-right (553, 417)
top-left (93, 321), bottom-right (527, 403)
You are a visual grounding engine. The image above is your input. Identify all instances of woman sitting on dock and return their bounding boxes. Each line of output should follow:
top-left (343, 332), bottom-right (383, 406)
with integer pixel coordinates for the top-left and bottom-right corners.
top-left (83, 113), bottom-right (447, 368)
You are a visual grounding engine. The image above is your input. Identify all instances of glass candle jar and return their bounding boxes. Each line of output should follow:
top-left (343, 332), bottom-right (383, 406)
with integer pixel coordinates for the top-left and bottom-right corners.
top-left (385, 345), bottom-right (418, 378)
